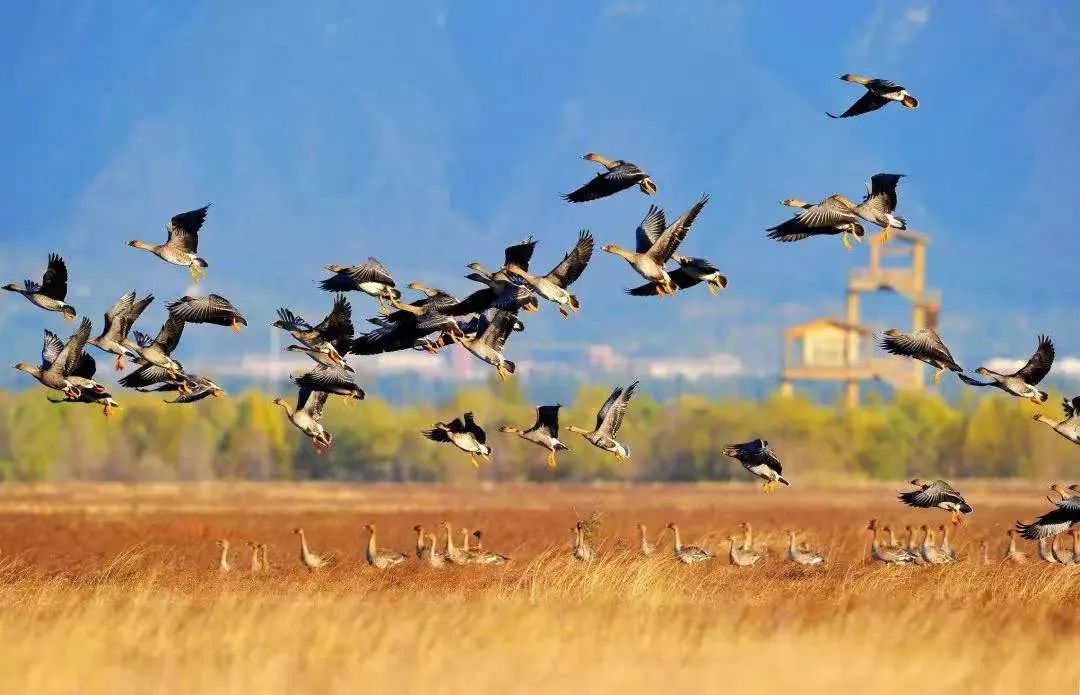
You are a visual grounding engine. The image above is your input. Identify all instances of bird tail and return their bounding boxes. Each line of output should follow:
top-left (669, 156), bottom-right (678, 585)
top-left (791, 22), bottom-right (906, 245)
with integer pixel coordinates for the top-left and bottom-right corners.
top-left (839, 73), bottom-right (870, 85)
top-left (1036, 390), bottom-right (1049, 404)
top-left (960, 502), bottom-right (973, 514)
top-left (567, 295), bottom-right (581, 311)
top-left (554, 441), bottom-right (569, 452)
top-left (389, 288), bottom-right (402, 300)
top-left (503, 360), bottom-right (516, 375)
top-left (893, 215), bottom-right (908, 230)
top-left (194, 257), bottom-right (209, 268)
top-left (777, 475), bottom-right (790, 486)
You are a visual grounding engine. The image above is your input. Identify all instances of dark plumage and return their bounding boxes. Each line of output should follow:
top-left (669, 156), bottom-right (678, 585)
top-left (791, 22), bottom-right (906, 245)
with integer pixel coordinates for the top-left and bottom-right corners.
top-left (2, 253), bottom-right (76, 320)
top-left (562, 153), bottom-right (656, 203)
top-left (879, 328), bottom-right (963, 384)
top-left (1016, 497), bottom-right (1080, 540)
top-left (167, 294), bottom-right (247, 332)
top-left (723, 439), bottom-right (789, 492)
top-left (826, 74), bottom-right (919, 119)
top-left (959, 335), bottom-right (1055, 403)
top-left (899, 479), bottom-right (972, 525)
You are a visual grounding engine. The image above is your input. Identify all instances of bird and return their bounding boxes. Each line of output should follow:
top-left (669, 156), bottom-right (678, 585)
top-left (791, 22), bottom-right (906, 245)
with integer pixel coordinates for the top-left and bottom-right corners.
top-left (124, 314), bottom-right (186, 378)
top-left (722, 439), bottom-right (789, 493)
top-left (603, 196), bottom-right (709, 296)
top-left (785, 530), bottom-right (824, 566)
top-left (440, 521), bottom-right (470, 565)
top-left (273, 388), bottom-right (333, 453)
top-left (3, 253), bottom-right (76, 321)
top-left (247, 541), bottom-right (263, 573)
top-left (903, 525), bottom-right (926, 565)
top-left (566, 381), bottom-right (638, 461)
top-left (727, 536), bottom-right (762, 567)
top-left (412, 525), bottom-right (427, 559)
top-left (292, 366), bottom-right (365, 401)
top-left (866, 519), bottom-right (917, 565)
top-left (958, 335), bottom-right (1055, 403)
top-left (320, 258), bottom-right (401, 312)
top-left (919, 525), bottom-right (953, 564)
top-left (423, 412), bottom-right (491, 468)
top-left (215, 539), bottom-right (231, 573)
top-left (150, 375), bottom-right (225, 404)
top-left (127, 205), bottom-right (211, 283)
top-left (456, 310), bottom-right (518, 381)
top-left (39, 329), bottom-right (116, 416)
top-left (423, 532), bottom-right (446, 568)
top-left (363, 524), bottom-right (407, 569)
top-left (666, 523), bottom-right (712, 564)
top-left (1003, 529), bottom-right (1028, 563)
top-left (1032, 397), bottom-right (1080, 446)
top-left (273, 295), bottom-right (354, 368)
top-left (293, 528), bottom-right (331, 572)
top-left (1051, 530), bottom-right (1079, 564)
top-left (88, 291), bottom-right (153, 371)
top-left (879, 328), bottom-right (964, 384)
top-left (636, 524), bottom-right (659, 557)
top-left (48, 386), bottom-right (121, 417)
top-left (166, 294), bottom-right (247, 332)
top-left (1016, 492), bottom-right (1080, 541)
top-left (899, 479), bottom-right (973, 525)
top-left (455, 237), bottom-right (541, 315)
top-left (571, 522), bottom-right (594, 563)
top-left (14, 320), bottom-right (104, 399)
top-left (499, 404), bottom-right (569, 470)
top-left (826, 74), bottom-right (918, 119)
top-left (563, 152), bottom-right (656, 203)
top-left (469, 530), bottom-right (510, 565)
top-left (853, 173), bottom-right (907, 245)
top-left (768, 195), bottom-right (865, 250)
top-left (625, 256), bottom-right (728, 298)
top-left (503, 230), bottom-right (594, 317)
top-left (937, 523), bottom-right (957, 561)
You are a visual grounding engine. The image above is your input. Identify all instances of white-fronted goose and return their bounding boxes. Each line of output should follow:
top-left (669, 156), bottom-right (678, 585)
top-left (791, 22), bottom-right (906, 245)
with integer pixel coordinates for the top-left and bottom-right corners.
top-left (959, 335), bottom-right (1054, 404)
top-left (603, 196), bottom-right (709, 296)
top-left (919, 525), bottom-right (953, 564)
top-left (667, 523), bottom-right (712, 564)
top-left (363, 524), bottom-right (406, 569)
top-left (247, 541), bottom-right (263, 573)
top-left (274, 387), bottom-right (333, 453)
top-left (423, 412), bottom-right (491, 467)
top-left (937, 524), bottom-right (957, 561)
top-left (880, 328), bottom-right (963, 384)
top-left (499, 404), bottom-right (569, 469)
top-left (503, 231), bottom-right (594, 317)
top-left (440, 521), bottom-right (469, 565)
top-left (293, 528), bottom-right (331, 571)
top-left (727, 536), bottom-right (762, 567)
top-left (3, 253), bottom-right (75, 321)
top-left (567, 381), bottom-right (638, 461)
top-left (723, 439), bottom-right (789, 493)
top-left (768, 195), bottom-right (864, 250)
top-left (215, 539), bottom-right (231, 573)
top-left (321, 258), bottom-right (401, 312)
top-left (273, 295), bottom-right (354, 367)
top-left (457, 310), bottom-right (518, 381)
top-left (1033, 397), bottom-right (1080, 447)
top-left (15, 320), bottom-right (103, 399)
top-left (293, 366), bottom-right (364, 401)
top-left (636, 524), bottom-right (659, 557)
top-left (572, 522), bottom-right (594, 563)
top-left (899, 479), bottom-right (972, 525)
top-left (826, 74), bottom-right (918, 119)
top-left (904, 525), bottom-right (926, 565)
top-left (127, 205), bottom-right (211, 283)
top-left (854, 173), bottom-right (907, 245)
top-left (89, 291), bottom-right (153, 370)
top-left (125, 314), bottom-right (186, 377)
top-left (167, 294), bottom-right (247, 332)
top-left (563, 153), bottom-right (656, 203)
top-left (1016, 493), bottom-right (1080, 541)
top-left (470, 530), bottom-right (510, 565)
top-left (786, 530), bottom-right (824, 566)
top-left (867, 519), bottom-right (917, 564)
top-left (625, 256), bottom-right (727, 297)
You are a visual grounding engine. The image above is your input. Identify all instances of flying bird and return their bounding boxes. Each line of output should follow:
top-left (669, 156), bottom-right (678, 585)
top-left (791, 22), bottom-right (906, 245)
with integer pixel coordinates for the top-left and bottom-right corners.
top-left (320, 258), bottom-right (401, 312)
top-left (1016, 494), bottom-right (1080, 540)
top-left (562, 153), bottom-right (656, 203)
top-left (899, 479), bottom-right (972, 525)
top-left (499, 405), bottom-right (569, 469)
top-left (853, 173), bottom-right (908, 245)
top-left (14, 320), bottom-right (103, 399)
top-left (40, 328), bottom-right (116, 416)
top-left (127, 205), bottom-right (211, 283)
top-left (826, 74), bottom-right (918, 119)
top-left (626, 258), bottom-right (728, 297)
top-left (503, 230), bottom-right (594, 317)
top-left (125, 315), bottom-right (186, 378)
top-left (604, 195), bottom-right (709, 296)
top-left (1033, 397), bottom-right (1080, 447)
top-left (274, 387), bottom-right (333, 453)
top-left (768, 195), bottom-right (865, 250)
top-left (167, 294), bottom-right (247, 332)
top-left (139, 374), bottom-right (225, 404)
top-left (723, 439), bottom-right (789, 493)
top-left (89, 291), bottom-right (153, 371)
top-left (3, 253), bottom-right (75, 321)
top-left (423, 412), bottom-right (491, 468)
top-left (293, 366), bottom-right (365, 401)
top-left (273, 295), bottom-right (354, 367)
top-left (457, 310), bottom-right (519, 381)
top-left (567, 381), bottom-right (638, 461)
top-left (879, 328), bottom-right (963, 384)
top-left (958, 335), bottom-right (1054, 403)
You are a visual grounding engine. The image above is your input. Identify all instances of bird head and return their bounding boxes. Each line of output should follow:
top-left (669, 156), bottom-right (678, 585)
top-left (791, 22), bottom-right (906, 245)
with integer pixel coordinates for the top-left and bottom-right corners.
top-left (909, 478), bottom-right (925, 487)
top-left (215, 539), bottom-right (228, 548)
top-left (272, 397), bottom-right (286, 407)
top-left (2, 283), bottom-right (21, 292)
top-left (920, 524), bottom-right (930, 531)
top-left (780, 198), bottom-right (807, 208)
top-left (363, 524), bottom-right (375, 532)
top-left (866, 519), bottom-right (878, 530)
top-left (292, 528), bottom-right (302, 535)
top-left (665, 522), bottom-right (676, 531)
top-left (13, 363), bottom-right (32, 373)
top-left (600, 244), bottom-right (619, 254)
top-left (884, 328), bottom-right (903, 337)
top-left (412, 525), bottom-right (422, 533)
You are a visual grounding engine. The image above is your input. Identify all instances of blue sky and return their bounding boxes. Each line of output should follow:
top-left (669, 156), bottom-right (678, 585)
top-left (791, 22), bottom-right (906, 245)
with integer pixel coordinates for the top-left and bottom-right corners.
top-left (1, 1), bottom-right (1078, 389)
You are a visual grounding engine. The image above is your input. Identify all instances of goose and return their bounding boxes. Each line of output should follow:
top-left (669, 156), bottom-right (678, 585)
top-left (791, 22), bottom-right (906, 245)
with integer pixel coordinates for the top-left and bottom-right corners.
top-left (919, 525), bottom-right (953, 564)
top-left (1037, 537), bottom-right (1060, 563)
top-left (563, 152), bottom-right (656, 202)
top-left (768, 195), bottom-right (865, 250)
top-left (636, 523), bottom-right (659, 557)
top-left (899, 479), bottom-right (973, 525)
top-left (273, 387), bottom-right (333, 453)
top-left (127, 205), bottom-right (211, 283)
top-left (14, 320), bottom-right (103, 399)
top-left (453, 269), bottom-right (538, 316)
top-left (567, 381), bottom-right (638, 461)
top-left (881, 525), bottom-right (903, 552)
top-left (124, 314), bottom-right (186, 377)
top-left (1004, 529), bottom-right (1028, 563)
top-left (738, 521), bottom-right (762, 553)
top-left (499, 405), bottom-right (569, 470)
top-left (727, 536), bottom-right (762, 567)
top-left (440, 522), bottom-right (469, 565)
top-left (469, 530), bottom-right (510, 565)
top-left (904, 525), bottom-right (926, 565)
top-left (959, 335), bottom-right (1054, 404)
top-left (423, 412), bottom-right (491, 468)
top-left (603, 196), bottom-right (709, 296)
top-left (572, 522), bottom-right (594, 563)
top-left (363, 524), bottom-right (406, 569)
top-left (320, 258), bottom-right (401, 312)
top-left (867, 519), bottom-right (917, 565)
top-left (293, 366), bottom-right (365, 401)
top-left (42, 333), bottom-right (118, 416)
top-left (786, 530), bottom-right (824, 566)
top-left (260, 544), bottom-right (269, 572)
top-left (379, 294), bottom-right (469, 346)
top-left (937, 524), bottom-right (957, 561)
top-left (48, 387), bottom-right (121, 417)
top-left (853, 173), bottom-right (907, 245)
top-left (826, 74), bottom-right (918, 119)
top-left (879, 328), bottom-right (963, 385)
top-left (412, 525), bottom-right (427, 559)
top-left (1051, 531), bottom-right (1077, 565)
top-left (503, 231), bottom-right (594, 317)
top-left (89, 291), bottom-right (153, 371)
top-left (1032, 397), bottom-right (1080, 447)
top-left (667, 523), bottom-right (712, 564)
top-left (247, 541), bottom-right (263, 573)
top-left (424, 532), bottom-right (446, 567)
top-left (2, 253), bottom-right (76, 321)
top-left (153, 375), bottom-right (226, 404)
top-left (273, 295), bottom-right (354, 367)
top-left (980, 541), bottom-right (991, 565)
top-left (625, 257), bottom-right (728, 297)
top-left (215, 539), bottom-right (231, 573)
top-left (457, 310), bottom-right (518, 381)
top-left (293, 528), bottom-right (331, 572)
top-left (723, 439), bottom-right (789, 493)
top-left (166, 294), bottom-right (247, 333)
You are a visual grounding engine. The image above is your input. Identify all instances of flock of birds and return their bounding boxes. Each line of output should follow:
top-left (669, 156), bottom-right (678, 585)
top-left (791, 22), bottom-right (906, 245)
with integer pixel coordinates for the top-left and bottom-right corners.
top-left (3, 73), bottom-right (1077, 534)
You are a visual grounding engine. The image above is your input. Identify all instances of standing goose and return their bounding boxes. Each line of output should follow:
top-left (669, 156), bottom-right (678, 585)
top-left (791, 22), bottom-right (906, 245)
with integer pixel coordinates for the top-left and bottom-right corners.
top-left (1004, 529), bottom-right (1028, 563)
top-left (899, 479), bottom-right (973, 525)
top-left (879, 328), bottom-right (964, 384)
top-left (826, 74), bottom-right (918, 119)
top-left (89, 291), bottom-right (153, 371)
top-left (215, 539), bottom-right (231, 573)
top-left (440, 521), bottom-right (469, 565)
top-left (625, 257), bottom-right (728, 297)
top-left (3, 253), bottom-right (76, 321)
top-left (572, 522), bottom-right (594, 563)
top-left (867, 519), bottom-right (917, 564)
top-left (14, 320), bottom-right (102, 398)
top-left (273, 387), bottom-right (333, 453)
top-left (722, 439), bottom-right (789, 493)
top-left (247, 541), bottom-right (263, 573)
top-left (1033, 397), bottom-right (1080, 447)
top-left (503, 231), bottom-right (594, 317)
top-left (768, 195), bottom-right (865, 250)
top-left (470, 531), bottom-right (510, 565)
top-left (727, 536), bottom-right (762, 567)
top-left (786, 530), bottom-right (825, 566)
top-left (457, 310), bottom-right (518, 381)
top-left (853, 173), bottom-right (907, 245)
top-left (320, 258), bottom-right (401, 312)
top-left (904, 525), bottom-right (926, 565)
top-left (423, 412), bottom-right (491, 468)
top-left (499, 404), bottom-right (569, 470)
top-left (412, 525), bottom-right (427, 559)
top-left (1051, 531), bottom-right (1077, 565)
top-left (563, 153), bottom-right (656, 203)
top-left (293, 366), bottom-right (365, 401)
top-left (603, 196), bottom-right (709, 296)
top-left (667, 523), bottom-right (712, 564)
top-left (919, 525), bottom-right (953, 565)
top-left (273, 296), bottom-right (354, 368)
top-left (567, 381), bottom-right (638, 461)
top-left (363, 524), bottom-right (406, 569)
top-left (293, 528), bottom-right (331, 572)
top-left (125, 314), bottom-right (186, 378)
top-left (937, 524), bottom-right (957, 561)
top-left (959, 335), bottom-right (1054, 404)
top-left (424, 532), bottom-right (446, 568)
top-left (127, 205), bottom-right (211, 283)
top-left (166, 294), bottom-right (247, 332)
top-left (636, 524), bottom-right (659, 557)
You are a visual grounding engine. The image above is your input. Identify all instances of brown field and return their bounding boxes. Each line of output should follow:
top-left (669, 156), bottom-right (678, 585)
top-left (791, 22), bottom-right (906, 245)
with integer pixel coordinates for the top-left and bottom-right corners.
top-left (1, 481), bottom-right (1077, 694)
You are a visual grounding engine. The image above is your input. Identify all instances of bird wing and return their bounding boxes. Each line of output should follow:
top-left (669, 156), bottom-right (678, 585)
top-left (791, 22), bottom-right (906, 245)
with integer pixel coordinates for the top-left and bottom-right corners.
top-left (624, 267), bottom-right (703, 296)
top-left (898, 480), bottom-right (968, 510)
top-left (593, 385), bottom-right (624, 432)
top-left (880, 329), bottom-right (959, 369)
top-left (766, 217), bottom-right (816, 242)
top-left (54, 318), bottom-right (92, 376)
top-left (40, 330), bottom-right (64, 368)
top-left (478, 310), bottom-right (517, 352)
top-left (598, 381), bottom-right (638, 437)
top-left (441, 288), bottom-right (496, 316)
top-left (120, 364), bottom-right (174, 389)
top-left (796, 197), bottom-right (856, 228)
top-left (165, 205), bottom-right (209, 253)
top-left (70, 352), bottom-right (97, 380)
top-left (349, 257), bottom-right (395, 286)
top-left (101, 291), bottom-right (136, 337)
top-left (166, 386), bottom-right (216, 404)
top-left (155, 314), bottom-right (187, 353)
top-left (957, 373), bottom-right (994, 387)
top-left (1065, 397), bottom-right (1079, 420)
top-left (1016, 507), bottom-right (1080, 540)
top-left (646, 194), bottom-right (709, 263)
top-left (866, 173), bottom-right (903, 211)
top-left (463, 412), bottom-right (487, 444)
top-left (313, 295), bottom-right (354, 344)
top-left (119, 294), bottom-right (154, 338)
top-left (294, 366), bottom-right (357, 393)
top-left (635, 206), bottom-right (667, 254)
top-left (40, 254), bottom-right (69, 301)
top-left (298, 388), bottom-right (329, 421)
top-left (562, 168), bottom-right (641, 203)
top-left (167, 294), bottom-right (245, 327)
top-left (531, 405), bottom-right (561, 438)
top-left (543, 230), bottom-right (594, 288)
top-left (826, 91), bottom-right (889, 119)
top-left (504, 238), bottom-right (538, 272)
top-left (1013, 335), bottom-right (1054, 384)
top-left (423, 428), bottom-right (452, 443)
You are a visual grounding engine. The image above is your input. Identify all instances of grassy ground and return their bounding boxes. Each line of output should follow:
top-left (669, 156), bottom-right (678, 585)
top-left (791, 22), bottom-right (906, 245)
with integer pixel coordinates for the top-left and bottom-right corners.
top-left (0, 481), bottom-right (1076, 694)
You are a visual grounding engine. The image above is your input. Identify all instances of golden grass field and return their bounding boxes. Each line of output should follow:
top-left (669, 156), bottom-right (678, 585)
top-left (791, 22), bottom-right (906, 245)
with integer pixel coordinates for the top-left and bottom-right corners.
top-left (1, 481), bottom-right (1078, 694)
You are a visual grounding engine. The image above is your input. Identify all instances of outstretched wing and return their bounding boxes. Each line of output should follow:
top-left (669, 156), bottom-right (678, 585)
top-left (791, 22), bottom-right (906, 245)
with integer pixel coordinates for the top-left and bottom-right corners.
top-left (55, 318), bottom-right (92, 376)
top-left (1013, 335), bottom-right (1054, 385)
top-left (40, 254), bottom-right (69, 301)
top-left (866, 173), bottom-right (904, 211)
top-left (478, 310), bottom-right (517, 352)
top-left (155, 314), bottom-right (187, 354)
top-left (646, 195), bottom-right (709, 264)
top-left (594, 385), bottom-right (623, 432)
top-left (543, 230), bottom-right (594, 288)
top-left (40, 330), bottom-right (65, 368)
top-left (635, 206), bottom-right (667, 254)
top-left (165, 205), bottom-right (210, 253)
top-left (898, 480), bottom-right (969, 511)
top-left (351, 258), bottom-right (395, 286)
top-left (504, 238), bottom-right (538, 272)
top-left (314, 295), bottom-right (354, 344)
top-left (530, 405), bottom-right (561, 438)
top-left (422, 428), bottom-right (452, 443)
top-left (826, 92), bottom-right (889, 119)
top-left (597, 380), bottom-right (638, 437)
top-left (120, 364), bottom-right (174, 389)
top-left (880, 329), bottom-right (959, 370)
top-left (562, 167), bottom-right (642, 203)
top-left (167, 294), bottom-right (246, 327)
top-left (464, 411), bottom-right (486, 444)
top-left (102, 291), bottom-right (136, 336)
top-left (1016, 506), bottom-right (1080, 540)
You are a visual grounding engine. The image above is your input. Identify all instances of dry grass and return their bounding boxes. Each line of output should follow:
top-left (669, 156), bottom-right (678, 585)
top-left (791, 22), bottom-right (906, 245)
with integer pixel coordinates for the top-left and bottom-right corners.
top-left (1, 482), bottom-right (1078, 694)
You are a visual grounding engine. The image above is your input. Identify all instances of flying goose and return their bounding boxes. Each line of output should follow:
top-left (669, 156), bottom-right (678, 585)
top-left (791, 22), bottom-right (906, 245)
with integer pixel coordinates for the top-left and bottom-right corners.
top-left (166, 294), bottom-right (247, 332)
top-left (563, 153), bottom-right (656, 203)
top-left (363, 524), bottom-right (407, 569)
top-left (457, 310), bottom-right (518, 381)
top-left (44, 337), bottom-right (119, 417)
top-left (879, 328), bottom-right (964, 384)
top-left (919, 525), bottom-right (953, 564)
top-left (503, 230), bottom-right (594, 317)
top-left (1016, 493), bottom-right (1080, 541)
top-left (959, 335), bottom-right (1055, 403)
top-left (273, 295), bottom-right (354, 367)
top-left (826, 74), bottom-right (918, 119)
top-left (603, 196), bottom-right (709, 296)
top-left (14, 320), bottom-right (103, 399)
top-left (89, 291), bottom-right (153, 371)
top-left (320, 258), bottom-right (401, 312)
top-left (625, 257), bottom-right (728, 297)
top-left (1033, 397), bottom-right (1080, 447)
top-left (292, 366), bottom-right (365, 401)
top-left (853, 173), bottom-right (907, 245)
top-left (768, 195), bottom-right (865, 250)
top-left (667, 523), bottom-right (712, 564)
top-left (3, 253), bottom-right (76, 321)
top-left (499, 404), bottom-right (569, 470)
top-left (274, 387), bottom-right (333, 453)
top-left (125, 314), bottom-right (186, 377)
top-left (423, 412), bottom-right (491, 468)
top-left (899, 479), bottom-right (972, 525)
top-left (722, 439), bottom-right (789, 493)
top-left (567, 381), bottom-right (638, 461)
top-left (127, 205), bottom-right (211, 283)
